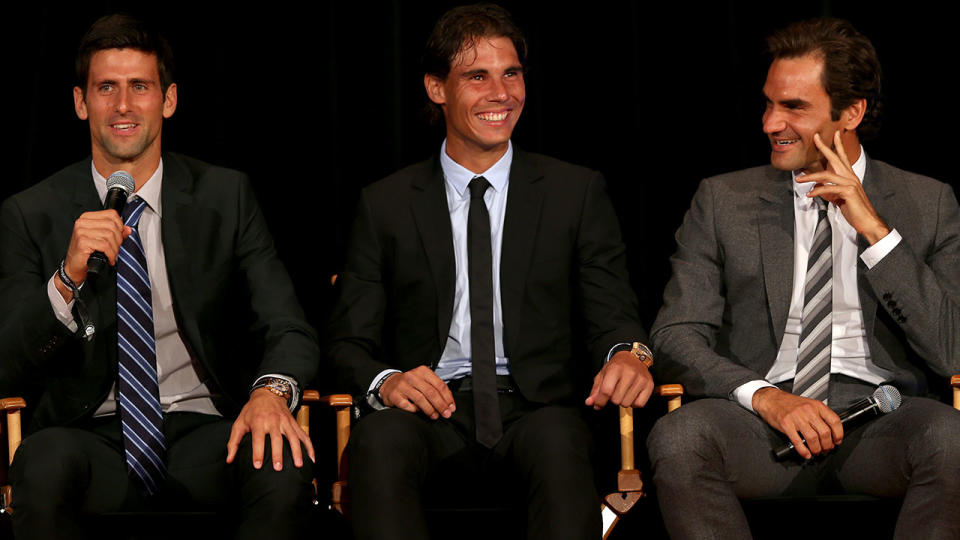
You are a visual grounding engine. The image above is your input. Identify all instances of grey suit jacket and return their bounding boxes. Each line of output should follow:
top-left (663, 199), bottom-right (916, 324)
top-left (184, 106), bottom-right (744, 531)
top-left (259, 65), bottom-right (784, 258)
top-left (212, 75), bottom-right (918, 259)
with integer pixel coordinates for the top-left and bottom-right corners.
top-left (651, 158), bottom-right (960, 400)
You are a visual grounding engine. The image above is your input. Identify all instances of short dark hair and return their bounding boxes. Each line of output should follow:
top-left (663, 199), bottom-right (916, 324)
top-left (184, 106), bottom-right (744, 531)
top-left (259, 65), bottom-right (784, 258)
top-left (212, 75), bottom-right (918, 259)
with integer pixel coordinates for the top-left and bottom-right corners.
top-left (76, 14), bottom-right (175, 97)
top-left (767, 17), bottom-right (882, 140)
top-left (422, 3), bottom-right (527, 124)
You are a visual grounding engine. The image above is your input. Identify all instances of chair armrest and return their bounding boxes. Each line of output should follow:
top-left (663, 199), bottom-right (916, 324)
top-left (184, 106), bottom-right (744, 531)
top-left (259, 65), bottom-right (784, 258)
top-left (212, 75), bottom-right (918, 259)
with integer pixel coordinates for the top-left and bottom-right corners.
top-left (654, 384), bottom-right (684, 412)
top-left (951, 375), bottom-right (959, 411)
top-left (2, 397), bottom-right (26, 515)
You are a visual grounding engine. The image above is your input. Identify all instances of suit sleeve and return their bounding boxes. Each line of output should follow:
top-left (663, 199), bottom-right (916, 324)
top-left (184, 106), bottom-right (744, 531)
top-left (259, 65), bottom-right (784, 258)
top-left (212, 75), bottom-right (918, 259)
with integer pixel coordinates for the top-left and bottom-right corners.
top-left (575, 172), bottom-right (648, 368)
top-left (233, 176), bottom-right (319, 390)
top-left (0, 196), bottom-right (77, 391)
top-left (651, 178), bottom-right (769, 398)
top-left (325, 189), bottom-right (395, 395)
top-left (863, 182), bottom-right (960, 378)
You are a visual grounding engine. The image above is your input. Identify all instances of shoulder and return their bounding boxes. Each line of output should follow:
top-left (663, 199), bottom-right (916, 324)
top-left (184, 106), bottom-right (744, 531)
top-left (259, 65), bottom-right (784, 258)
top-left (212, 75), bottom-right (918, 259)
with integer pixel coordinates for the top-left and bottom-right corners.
top-left (2, 159), bottom-right (89, 215)
top-left (867, 159), bottom-right (953, 197)
top-left (163, 152), bottom-right (250, 190)
top-left (362, 156), bottom-right (436, 196)
top-left (700, 164), bottom-right (781, 193)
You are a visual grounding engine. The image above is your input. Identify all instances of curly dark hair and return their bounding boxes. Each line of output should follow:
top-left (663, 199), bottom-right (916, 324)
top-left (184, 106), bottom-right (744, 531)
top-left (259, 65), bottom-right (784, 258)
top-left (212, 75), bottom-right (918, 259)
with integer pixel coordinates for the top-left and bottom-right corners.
top-left (76, 14), bottom-right (175, 98)
top-left (767, 18), bottom-right (883, 140)
top-left (422, 3), bottom-right (527, 124)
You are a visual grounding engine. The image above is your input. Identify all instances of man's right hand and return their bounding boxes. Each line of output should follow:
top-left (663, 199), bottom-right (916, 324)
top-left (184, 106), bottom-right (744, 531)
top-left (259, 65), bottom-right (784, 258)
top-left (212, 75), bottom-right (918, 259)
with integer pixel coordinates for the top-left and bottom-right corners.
top-left (752, 386), bottom-right (843, 460)
top-left (56, 210), bottom-right (131, 302)
top-left (379, 366), bottom-right (456, 420)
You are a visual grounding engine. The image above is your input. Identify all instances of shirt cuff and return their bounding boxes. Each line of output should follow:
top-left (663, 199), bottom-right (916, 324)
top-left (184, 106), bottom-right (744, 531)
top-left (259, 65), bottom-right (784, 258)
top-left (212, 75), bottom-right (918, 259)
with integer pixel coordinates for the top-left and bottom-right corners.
top-left (252, 373), bottom-right (301, 412)
top-left (366, 369), bottom-right (402, 410)
top-left (47, 274), bottom-right (78, 333)
top-left (731, 380), bottom-right (777, 413)
top-left (605, 343), bottom-right (633, 363)
top-left (860, 228), bottom-right (902, 269)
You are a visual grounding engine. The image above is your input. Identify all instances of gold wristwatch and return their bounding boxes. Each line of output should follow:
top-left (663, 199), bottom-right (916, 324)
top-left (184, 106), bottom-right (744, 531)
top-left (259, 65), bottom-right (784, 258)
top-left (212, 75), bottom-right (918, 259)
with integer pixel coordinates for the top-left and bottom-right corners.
top-left (252, 377), bottom-right (293, 405)
top-left (631, 342), bottom-right (654, 368)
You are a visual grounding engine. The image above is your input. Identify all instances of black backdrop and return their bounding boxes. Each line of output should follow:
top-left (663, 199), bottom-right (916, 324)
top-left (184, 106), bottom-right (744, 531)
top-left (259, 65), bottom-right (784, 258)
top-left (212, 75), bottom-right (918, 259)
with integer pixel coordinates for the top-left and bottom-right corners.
top-left (6, 1), bottom-right (958, 370)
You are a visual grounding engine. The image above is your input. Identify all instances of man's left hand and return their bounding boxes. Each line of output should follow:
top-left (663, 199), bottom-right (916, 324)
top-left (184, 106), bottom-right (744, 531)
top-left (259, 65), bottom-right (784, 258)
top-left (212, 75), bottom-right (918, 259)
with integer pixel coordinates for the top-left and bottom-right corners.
top-left (585, 351), bottom-right (654, 410)
top-left (799, 131), bottom-right (890, 244)
top-left (226, 388), bottom-right (315, 471)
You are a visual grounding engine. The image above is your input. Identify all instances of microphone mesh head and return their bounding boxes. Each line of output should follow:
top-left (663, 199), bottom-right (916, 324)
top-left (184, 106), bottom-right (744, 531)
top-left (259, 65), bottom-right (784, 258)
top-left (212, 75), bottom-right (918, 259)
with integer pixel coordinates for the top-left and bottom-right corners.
top-left (873, 385), bottom-right (902, 413)
top-left (106, 170), bottom-right (135, 194)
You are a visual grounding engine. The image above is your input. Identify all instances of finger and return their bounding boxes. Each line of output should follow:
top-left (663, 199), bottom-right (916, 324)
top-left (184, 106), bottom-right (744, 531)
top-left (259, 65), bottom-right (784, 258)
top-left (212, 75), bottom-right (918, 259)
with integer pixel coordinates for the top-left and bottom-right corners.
top-left (814, 133), bottom-right (850, 177)
top-left (408, 389), bottom-right (439, 419)
top-left (783, 420), bottom-right (812, 460)
top-left (585, 372), bottom-right (603, 406)
top-left (270, 428), bottom-right (284, 471)
top-left (225, 422), bottom-right (245, 464)
top-left (392, 397), bottom-right (418, 414)
top-left (609, 370), bottom-right (634, 407)
top-left (594, 368), bottom-right (620, 409)
top-left (251, 426), bottom-right (265, 469)
top-left (833, 131), bottom-right (853, 171)
top-left (798, 421), bottom-right (824, 455)
top-left (823, 408), bottom-right (844, 445)
top-left (411, 372), bottom-right (454, 416)
top-left (285, 424), bottom-right (304, 468)
top-left (297, 424), bottom-right (316, 463)
top-left (629, 374), bottom-right (653, 408)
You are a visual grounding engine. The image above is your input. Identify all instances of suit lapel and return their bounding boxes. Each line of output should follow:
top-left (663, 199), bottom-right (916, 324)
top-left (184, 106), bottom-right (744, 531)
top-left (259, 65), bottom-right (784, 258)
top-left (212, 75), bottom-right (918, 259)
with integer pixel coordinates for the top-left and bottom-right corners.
top-left (411, 156), bottom-right (457, 350)
top-left (858, 157), bottom-right (898, 339)
top-left (757, 166), bottom-right (795, 347)
top-left (158, 154), bottom-right (203, 354)
top-left (500, 150), bottom-right (544, 354)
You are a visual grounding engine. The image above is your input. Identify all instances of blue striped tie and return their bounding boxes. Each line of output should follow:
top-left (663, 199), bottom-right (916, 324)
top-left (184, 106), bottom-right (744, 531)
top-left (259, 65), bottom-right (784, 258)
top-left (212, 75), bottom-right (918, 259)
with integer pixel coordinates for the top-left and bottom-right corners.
top-left (117, 198), bottom-right (166, 495)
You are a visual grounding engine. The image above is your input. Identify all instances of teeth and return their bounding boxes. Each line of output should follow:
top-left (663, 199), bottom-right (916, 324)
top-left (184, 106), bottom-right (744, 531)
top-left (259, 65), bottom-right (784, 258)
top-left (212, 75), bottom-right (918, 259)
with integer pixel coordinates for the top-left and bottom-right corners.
top-left (477, 112), bottom-right (508, 121)
top-left (113, 123), bottom-right (136, 130)
top-left (776, 139), bottom-right (798, 145)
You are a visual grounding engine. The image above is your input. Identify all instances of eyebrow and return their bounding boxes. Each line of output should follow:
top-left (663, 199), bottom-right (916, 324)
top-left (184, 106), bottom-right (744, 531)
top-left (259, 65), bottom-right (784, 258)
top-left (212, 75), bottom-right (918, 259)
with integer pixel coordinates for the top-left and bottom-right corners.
top-left (763, 92), bottom-right (810, 109)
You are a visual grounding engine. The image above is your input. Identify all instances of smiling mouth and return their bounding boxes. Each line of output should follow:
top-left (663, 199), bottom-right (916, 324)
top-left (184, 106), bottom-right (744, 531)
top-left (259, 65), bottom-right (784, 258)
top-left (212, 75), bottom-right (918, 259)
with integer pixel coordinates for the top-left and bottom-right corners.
top-left (775, 138), bottom-right (799, 146)
top-left (111, 123), bottom-right (138, 131)
top-left (476, 111), bottom-right (509, 122)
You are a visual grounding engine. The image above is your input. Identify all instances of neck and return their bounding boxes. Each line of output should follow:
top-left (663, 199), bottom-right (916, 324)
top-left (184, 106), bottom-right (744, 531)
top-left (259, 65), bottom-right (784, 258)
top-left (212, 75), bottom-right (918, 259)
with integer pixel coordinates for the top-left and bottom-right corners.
top-left (90, 147), bottom-right (162, 192)
top-left (444, 138), bottom-right (508, 174)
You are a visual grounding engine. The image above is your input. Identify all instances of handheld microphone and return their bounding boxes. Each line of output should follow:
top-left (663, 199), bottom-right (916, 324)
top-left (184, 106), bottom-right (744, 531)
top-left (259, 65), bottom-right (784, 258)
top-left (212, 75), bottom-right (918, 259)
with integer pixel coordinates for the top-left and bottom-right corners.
top-left (86, 170), bottom-right (135, 278)
top-left (773, 385), bottom-right (902, 460)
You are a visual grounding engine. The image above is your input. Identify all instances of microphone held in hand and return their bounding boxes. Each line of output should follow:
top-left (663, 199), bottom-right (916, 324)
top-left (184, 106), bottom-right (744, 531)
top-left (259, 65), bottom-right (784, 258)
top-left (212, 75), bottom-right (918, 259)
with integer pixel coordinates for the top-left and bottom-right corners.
top-left (86, 170), bottom-right (134, 278)
top-left (773, 385), bottom-right (902, 460)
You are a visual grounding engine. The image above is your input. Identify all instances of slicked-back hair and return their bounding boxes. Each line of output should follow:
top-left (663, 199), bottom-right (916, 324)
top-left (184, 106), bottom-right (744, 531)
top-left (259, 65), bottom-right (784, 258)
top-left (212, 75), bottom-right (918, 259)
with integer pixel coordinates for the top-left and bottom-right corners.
top-left (422, 3), bottom-right (527, 124)
top-left (76, 14), bottom-right (175, 98)
top-left (767, 17), bottom-right (882, 140)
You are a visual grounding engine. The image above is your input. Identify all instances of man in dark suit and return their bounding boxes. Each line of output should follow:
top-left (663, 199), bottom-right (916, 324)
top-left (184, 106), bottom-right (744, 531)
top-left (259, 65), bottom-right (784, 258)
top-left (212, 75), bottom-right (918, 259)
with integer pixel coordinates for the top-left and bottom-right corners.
top-left (0, 15), bottom-right (319, 539)
top-left (326, 5), bottom-right (653, 539)
top-left (647, 18), bottom-right (960, 539)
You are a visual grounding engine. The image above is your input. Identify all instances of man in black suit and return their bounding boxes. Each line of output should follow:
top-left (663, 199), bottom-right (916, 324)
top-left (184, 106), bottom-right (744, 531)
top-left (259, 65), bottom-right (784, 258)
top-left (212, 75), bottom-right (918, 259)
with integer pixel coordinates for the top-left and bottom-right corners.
top-left (647, 18), bottom-right (960, 538)
top-left (326, 4), bottom-right (653, 539)
top-left (0, 14), bottom-right (318, 539)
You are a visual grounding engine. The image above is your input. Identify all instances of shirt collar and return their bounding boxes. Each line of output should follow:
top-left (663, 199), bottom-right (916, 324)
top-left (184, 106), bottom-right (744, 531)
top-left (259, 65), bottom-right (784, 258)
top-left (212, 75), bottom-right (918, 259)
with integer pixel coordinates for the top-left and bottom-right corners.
top-left (439, 139), bottom-right (513, 197)
top-left (792, 144), bottom-right (866, 198)
top-left (91, 160), bottom-right (164, 217)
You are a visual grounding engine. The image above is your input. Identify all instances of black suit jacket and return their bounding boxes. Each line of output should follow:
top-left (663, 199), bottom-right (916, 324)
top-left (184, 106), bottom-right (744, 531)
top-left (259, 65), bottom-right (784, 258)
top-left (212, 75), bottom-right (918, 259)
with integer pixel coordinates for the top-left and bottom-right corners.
top-left (327, 149), bottom-right (645, 405)
top-left (0, 153), bottom-right (318, 433)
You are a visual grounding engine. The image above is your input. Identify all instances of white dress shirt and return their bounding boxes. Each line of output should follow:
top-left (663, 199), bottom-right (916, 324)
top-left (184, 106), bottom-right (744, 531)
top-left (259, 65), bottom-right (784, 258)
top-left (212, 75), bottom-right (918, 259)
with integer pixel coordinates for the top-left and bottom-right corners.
top-left (733, 148), bottom-right (901, 411)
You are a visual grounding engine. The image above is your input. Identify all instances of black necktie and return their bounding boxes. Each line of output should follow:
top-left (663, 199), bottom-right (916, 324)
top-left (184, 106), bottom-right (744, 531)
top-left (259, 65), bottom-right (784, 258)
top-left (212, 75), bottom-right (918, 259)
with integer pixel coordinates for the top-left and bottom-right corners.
top-left (468, 176), bottom-right (502, 447)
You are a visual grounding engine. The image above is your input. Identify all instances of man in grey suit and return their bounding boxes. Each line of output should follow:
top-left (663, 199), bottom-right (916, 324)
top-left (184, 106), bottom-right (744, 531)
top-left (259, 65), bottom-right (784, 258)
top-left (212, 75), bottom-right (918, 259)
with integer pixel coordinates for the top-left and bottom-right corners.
top-left (647, 18), bottom-right (960, 539)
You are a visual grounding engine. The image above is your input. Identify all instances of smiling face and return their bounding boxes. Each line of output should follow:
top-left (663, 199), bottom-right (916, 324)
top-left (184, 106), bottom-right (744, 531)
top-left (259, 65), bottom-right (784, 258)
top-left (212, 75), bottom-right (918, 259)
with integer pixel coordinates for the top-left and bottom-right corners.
top-left (74, 48), bottom-right (176, 181)
top-left (762, 54), bottom-right (845, 172)
top-left (424, 35), bottom-right (525, 171)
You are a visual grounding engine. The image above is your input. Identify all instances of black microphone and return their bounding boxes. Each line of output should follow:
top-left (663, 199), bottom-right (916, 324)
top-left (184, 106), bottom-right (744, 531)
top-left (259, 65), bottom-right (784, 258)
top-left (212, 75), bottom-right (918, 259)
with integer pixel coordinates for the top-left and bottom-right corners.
top-left (86, 170), bottom-right (135, 278)
top-left (773, 385), bottom-right (902, 459)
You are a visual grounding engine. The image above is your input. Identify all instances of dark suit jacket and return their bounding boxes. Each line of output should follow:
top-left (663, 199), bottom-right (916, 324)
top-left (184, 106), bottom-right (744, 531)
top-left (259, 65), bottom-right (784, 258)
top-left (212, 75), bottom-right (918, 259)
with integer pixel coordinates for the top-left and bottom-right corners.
top-left (327, 149), bottom-right (646, 405)
top-left (0, 153), bottom-right (318, 433)
top-left (651, 158), bottom-right (960, 399)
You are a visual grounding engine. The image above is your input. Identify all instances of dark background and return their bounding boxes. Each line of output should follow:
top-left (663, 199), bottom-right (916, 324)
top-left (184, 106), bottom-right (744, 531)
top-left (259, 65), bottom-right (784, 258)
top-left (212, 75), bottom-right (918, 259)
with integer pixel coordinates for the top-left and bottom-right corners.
top-left (5, 0), bottom-right (957, 369)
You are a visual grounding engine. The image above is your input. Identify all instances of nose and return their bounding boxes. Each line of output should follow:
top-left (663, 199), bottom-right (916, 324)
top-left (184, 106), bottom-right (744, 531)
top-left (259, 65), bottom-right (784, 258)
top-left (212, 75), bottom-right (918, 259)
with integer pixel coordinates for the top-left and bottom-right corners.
top-left (487, 78), bottom-right (508, 102)
top-left (114, 87), bottom-right (131, 114)
top-left (762, 106), bottom-right (784, 134)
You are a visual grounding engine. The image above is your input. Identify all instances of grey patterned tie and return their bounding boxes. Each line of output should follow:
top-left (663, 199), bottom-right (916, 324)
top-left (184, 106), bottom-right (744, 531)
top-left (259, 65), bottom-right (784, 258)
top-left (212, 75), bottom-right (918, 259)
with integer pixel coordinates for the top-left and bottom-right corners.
top-left (793, 197), bottom-right (833, 404)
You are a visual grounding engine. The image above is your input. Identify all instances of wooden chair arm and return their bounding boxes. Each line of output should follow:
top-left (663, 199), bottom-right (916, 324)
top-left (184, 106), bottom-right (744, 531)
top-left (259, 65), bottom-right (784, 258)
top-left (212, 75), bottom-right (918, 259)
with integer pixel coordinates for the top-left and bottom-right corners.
top-left (952, 375), bottom-right (959, 411)
top-left (655, 384), bottom-right (684, 412)
top-left (2, 397), bottom-right (26, 514)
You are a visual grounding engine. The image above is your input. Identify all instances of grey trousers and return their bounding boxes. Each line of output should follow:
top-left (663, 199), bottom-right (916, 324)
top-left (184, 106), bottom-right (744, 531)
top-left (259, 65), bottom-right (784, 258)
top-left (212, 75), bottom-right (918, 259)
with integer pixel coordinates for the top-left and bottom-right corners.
top-left (646, 395), bottom-right (960, 540)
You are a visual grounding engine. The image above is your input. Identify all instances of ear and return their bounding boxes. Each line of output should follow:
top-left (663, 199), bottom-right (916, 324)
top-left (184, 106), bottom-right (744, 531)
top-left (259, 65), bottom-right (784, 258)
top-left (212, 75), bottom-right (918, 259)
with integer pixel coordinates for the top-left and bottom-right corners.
top-left (162, 83), bottom-right (178, 119)
top-left (73, 86), bottom-right (88, 120)
top-left (840, 97), bottom-right (866, 131)
top-left (424, 74), bottom-right (446, 106)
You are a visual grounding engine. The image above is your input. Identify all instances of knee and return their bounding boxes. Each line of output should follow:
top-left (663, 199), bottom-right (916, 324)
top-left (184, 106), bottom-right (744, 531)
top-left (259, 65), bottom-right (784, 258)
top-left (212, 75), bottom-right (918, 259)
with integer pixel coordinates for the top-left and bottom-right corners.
top-left (10, 428), bottom-right (88, 508)
top-left (909, 404), bottom-right (960, 471)
top-left (646, 403), bottom-right (723, 484)
top-left (511, 407), bottom-right (593, 469)
top-left (234, 434), bottom-right (314, 501)
top-left (347, 409), bottom-right (431, 481)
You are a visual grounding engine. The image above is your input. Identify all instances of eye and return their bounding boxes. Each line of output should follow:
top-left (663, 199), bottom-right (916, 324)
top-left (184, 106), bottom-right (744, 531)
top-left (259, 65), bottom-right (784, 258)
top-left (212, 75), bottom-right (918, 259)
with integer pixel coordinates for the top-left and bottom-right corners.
top-left (133, 83), bottom-right (149, 92)
top-left (471, 73), bottom-right (485, 81)
top-left (98, 84), bottom-right (114, 94)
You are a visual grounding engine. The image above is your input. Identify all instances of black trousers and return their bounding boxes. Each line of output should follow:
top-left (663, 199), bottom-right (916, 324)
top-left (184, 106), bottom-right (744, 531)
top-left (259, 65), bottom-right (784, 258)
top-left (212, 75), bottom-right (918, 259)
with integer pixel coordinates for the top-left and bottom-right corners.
top-left (647, 393), bottom-right (960, 540)
top-left (347, 387), bottom-right (600, 540)
top-left (9, 412), bottom-right (315, 540)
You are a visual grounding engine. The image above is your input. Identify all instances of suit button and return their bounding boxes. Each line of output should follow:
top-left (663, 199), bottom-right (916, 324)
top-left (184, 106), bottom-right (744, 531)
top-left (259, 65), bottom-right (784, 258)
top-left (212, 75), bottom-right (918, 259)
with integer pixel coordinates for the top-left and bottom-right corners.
top-left (887, 300), bottom-right (897, 308)
top-left (892, 308), bottom-right (902, 316)
top-left (882, 293), bottom-right (892, 300)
